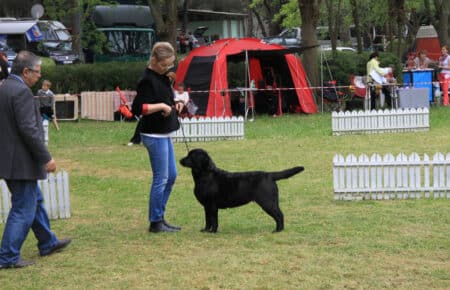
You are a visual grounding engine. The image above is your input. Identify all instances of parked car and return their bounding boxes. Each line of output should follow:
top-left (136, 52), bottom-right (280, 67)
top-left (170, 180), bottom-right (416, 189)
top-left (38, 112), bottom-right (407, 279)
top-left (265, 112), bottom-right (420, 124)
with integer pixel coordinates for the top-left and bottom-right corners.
top-left (36, 20), bottom-right (80, 64)
top-left (39, 41), bottom-right (80, 65)
top-left (263, 27), bottom-right (301, 50)
top-left (321, 46), bottom-right (356, 53)
top-left (263, 26), bottom-right (356, 52)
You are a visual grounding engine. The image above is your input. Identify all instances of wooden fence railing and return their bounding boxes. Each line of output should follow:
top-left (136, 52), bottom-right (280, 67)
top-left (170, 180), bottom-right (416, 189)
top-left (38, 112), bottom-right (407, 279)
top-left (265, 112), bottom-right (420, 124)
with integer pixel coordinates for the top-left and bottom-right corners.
top-left (331, 108), bottom-right (429, 135)
top-left (80, 91), bottom-right (136, 121)
top-left (333, 153), bottom-right (450, 200)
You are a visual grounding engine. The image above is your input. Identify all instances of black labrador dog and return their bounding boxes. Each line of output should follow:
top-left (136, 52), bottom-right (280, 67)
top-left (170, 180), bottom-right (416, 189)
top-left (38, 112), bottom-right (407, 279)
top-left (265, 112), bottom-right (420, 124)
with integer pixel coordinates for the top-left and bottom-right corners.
top-left (180, 148), bottom-right (304, 233)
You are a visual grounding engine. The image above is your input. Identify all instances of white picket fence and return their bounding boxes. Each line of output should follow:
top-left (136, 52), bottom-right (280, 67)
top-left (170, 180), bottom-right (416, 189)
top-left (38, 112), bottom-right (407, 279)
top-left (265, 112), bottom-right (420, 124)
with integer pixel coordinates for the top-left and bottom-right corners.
top-left (333, 153), bottom-right (450, 200)
top-left (43, 119), bottom-right (49, 145)
top-left (331, 108), bottom-right (429, 135)
top-left (0, 171), bottom-right (71, 223)
top-left (172, 116), bottom-right (244, 142)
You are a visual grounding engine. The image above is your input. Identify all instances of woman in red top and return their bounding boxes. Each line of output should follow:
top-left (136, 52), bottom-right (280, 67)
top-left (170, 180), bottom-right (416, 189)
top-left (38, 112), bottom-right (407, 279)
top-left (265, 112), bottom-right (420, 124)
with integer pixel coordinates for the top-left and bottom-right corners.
top-left (438, 45), bottom-right (450, 106)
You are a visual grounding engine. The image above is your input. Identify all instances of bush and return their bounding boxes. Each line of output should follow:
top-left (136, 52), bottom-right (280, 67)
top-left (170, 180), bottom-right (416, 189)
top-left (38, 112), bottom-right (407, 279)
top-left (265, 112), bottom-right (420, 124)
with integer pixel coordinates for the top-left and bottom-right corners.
top-left (35, 61), bottom-right (147, 94)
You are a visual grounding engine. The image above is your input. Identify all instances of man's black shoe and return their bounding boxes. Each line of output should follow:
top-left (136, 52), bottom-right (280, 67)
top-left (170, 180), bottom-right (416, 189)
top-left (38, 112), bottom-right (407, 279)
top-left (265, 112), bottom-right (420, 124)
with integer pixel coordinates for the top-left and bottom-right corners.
top-left (40, 238), bottom-right (71, 256)
top-left (149, 221), bottom-right (179, 233)
top-left (0, 259), bottom-right (35, 269)
top-left (163, 219), bottom-right (181, 230)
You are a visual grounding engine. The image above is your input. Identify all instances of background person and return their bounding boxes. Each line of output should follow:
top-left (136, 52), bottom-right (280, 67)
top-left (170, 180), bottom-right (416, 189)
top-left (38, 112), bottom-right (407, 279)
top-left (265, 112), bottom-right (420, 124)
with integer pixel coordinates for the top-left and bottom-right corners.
top-left (366, 51), bottom-right (393, 109)
top-left (0, 51), bottom-right (71, 269)
top-left (438, 45), bottom-right (450, 106)
top-left (36, 79), bottom-right (60, 131)
top-left (0, 52), bottom-right (8, 81)
top-left (414, 50), bottom-right (432, 69)
top-left (131, 42), bottom-right (184, 233)
top-left (174, 82), bottom-right (189, 113)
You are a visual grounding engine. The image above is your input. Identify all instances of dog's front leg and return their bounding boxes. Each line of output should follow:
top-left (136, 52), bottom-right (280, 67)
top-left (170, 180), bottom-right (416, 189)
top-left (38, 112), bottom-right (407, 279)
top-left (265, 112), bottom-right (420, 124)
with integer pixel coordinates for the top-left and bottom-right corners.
top-left (210, 206), bottom-right (219, 233)
top-left (201, 206), bottom-right (213, 232)
top-left (202, 204), bottom-right (218, 233)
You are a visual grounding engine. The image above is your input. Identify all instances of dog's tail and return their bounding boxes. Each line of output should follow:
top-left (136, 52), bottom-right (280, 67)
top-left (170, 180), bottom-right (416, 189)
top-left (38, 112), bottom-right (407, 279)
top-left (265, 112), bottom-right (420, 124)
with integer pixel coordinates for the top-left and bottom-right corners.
top-left (270, 166), bottom-right (304, 181)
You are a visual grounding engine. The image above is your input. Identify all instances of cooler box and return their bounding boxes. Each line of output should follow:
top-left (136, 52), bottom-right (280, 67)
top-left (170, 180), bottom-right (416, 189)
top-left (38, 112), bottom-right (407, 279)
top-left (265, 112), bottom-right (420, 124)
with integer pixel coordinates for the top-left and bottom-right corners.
top-left (402, 69), bottom-right (433, 102)
top-left (397, 88), bottom-right (429, 109)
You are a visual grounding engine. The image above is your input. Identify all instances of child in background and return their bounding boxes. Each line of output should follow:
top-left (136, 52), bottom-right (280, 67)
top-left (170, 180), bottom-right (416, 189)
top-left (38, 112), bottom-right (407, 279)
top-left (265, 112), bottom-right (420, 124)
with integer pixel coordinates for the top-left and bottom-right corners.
top-left (37, 79), bottom-right (60, 130)
top-left (174, 82), bottom-right (189, 104)
top-left (174, 82), bottom-right (197, 116)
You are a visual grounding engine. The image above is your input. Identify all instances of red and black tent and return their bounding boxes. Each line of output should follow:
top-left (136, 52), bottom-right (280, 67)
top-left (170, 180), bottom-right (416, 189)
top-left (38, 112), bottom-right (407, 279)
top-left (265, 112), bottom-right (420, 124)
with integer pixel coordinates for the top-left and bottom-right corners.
top-left (175, 38), bottom-right (317, 117)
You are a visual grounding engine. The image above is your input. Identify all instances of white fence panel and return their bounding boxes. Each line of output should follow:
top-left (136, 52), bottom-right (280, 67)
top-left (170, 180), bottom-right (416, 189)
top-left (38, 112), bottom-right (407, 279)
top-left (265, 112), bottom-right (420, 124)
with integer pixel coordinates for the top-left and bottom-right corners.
top-left (43, 120), bottom-right (49, 145)
top-left (332, 108), bottom-right (429, 135)
top-left (0, 182), bottom-right (10, 223)
top-left (0, 171), bottom-right (71, 223)
top-left (433, 152), bottom-right (446, 198)
top-left (333, 154), bottom-right (345, 200)
top-left (383, 153), bottom-right (395, 199)
top-left (333, 152), bottom-right (450, 200)
top-left (172, 116), bottom-right (244, 142)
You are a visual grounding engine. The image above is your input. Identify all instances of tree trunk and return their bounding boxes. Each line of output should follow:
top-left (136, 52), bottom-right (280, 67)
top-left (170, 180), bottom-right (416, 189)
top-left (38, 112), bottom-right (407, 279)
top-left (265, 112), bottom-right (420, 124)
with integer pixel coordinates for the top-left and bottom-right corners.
top-left (324, 0), bottom-right (337, 51)
top-left (245, 1), bottom-right (253, 37)
top-left (386, 0), bottom-right (395, 52)
top-left (182, 0), bottom-right (190, 32)
top-left (251, 8), bottom-right (267, 37)
top-left (424, 0), bottom-right (432, 25)
top-left (70, 0), bottom-right (82, 58)
top-left (441, 1), bottom-right (450, 46)
top-left (166, 0), bottom-right (178, 46)
top-left (434, 0), bottom-right (449, 46)
top-left (148, 0), bottom-right (177, 48)
top-left (350, 0), bottom-right (363, 52)
top-left (395, 0), bottom-right (405, 57)
top-left (298, 0), bottom-right (321, 105)
top-left (263, 0), bottom-right (285, 35)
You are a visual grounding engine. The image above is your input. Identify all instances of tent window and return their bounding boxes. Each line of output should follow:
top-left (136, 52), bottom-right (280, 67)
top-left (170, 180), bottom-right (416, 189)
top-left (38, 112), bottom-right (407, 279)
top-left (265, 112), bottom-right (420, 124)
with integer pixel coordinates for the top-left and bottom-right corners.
top-left (183, 56), bottom-right (215, 115)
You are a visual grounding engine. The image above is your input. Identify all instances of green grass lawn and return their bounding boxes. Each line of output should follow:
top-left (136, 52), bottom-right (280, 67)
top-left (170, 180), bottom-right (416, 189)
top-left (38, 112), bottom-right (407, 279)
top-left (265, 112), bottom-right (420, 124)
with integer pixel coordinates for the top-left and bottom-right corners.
top-left (1, 107), bottom-right (449, 289)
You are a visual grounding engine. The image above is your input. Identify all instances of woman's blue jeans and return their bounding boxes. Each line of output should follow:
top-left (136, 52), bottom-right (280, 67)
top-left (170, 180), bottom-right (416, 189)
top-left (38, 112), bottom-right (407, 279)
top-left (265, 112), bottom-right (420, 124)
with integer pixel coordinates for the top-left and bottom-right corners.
top-left (141, 135), bottom-right (177, 222)
top-left (0, 180), bottom-right (58, 265)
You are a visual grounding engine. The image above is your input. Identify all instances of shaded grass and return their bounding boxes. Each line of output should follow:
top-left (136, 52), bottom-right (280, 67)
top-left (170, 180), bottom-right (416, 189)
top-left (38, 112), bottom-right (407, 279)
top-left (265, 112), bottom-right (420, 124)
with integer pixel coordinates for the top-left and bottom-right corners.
top-left (0, 107), bottom-right (449, 289)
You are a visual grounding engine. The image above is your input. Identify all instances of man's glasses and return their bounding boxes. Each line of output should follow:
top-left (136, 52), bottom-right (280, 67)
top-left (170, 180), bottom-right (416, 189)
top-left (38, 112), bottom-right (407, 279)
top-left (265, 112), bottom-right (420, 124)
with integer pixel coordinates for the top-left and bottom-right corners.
top-left (27, 67), bottom-right (41, 75)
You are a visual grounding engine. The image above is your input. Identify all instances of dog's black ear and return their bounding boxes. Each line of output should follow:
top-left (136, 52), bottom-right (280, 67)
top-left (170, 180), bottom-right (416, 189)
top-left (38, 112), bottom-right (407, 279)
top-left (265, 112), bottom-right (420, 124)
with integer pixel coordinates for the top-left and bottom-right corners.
top-left (198, 151), bottom-right (215, 170)
top-left (207, 158), bottom-right (215, 170)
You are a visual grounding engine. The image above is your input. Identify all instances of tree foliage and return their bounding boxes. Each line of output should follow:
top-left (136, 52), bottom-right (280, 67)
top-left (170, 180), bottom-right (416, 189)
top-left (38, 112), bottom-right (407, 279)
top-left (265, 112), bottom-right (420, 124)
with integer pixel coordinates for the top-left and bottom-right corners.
top-left (274, 0), bottom-right (301, 28)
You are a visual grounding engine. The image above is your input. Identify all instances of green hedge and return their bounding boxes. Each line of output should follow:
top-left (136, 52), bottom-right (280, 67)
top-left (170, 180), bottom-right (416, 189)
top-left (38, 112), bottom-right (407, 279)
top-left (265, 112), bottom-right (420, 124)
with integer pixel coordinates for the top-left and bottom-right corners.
top-left (35, 61), bottom-right (147, 94)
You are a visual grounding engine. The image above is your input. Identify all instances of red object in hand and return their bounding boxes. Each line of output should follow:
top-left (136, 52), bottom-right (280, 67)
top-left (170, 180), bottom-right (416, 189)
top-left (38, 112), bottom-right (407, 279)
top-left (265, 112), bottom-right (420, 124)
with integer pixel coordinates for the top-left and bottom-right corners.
top-left (119, 104), bottom-right (133, 119)
top-left (116, 86), bottom-right (134, 118)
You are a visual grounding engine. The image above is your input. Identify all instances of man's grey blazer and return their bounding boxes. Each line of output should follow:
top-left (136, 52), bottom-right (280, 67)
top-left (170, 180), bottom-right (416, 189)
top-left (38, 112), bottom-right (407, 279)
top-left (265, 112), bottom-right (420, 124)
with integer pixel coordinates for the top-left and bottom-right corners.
top-left (0, 75), bottom-right (51, 180)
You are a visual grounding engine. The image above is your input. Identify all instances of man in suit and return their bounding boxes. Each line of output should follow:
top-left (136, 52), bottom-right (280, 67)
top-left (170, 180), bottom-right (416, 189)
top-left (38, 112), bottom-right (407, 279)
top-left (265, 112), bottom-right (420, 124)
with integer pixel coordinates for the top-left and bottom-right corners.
top-left (0, 51), bottom-right (71, 269)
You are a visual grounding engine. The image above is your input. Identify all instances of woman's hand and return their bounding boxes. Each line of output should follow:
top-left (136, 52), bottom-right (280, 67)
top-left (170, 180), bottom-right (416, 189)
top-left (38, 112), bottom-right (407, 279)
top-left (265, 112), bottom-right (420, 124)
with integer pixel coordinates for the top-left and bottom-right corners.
top-left (160, 103), bottom-right (172, 117)
top-left (175, 101), bottom-right (184, 113)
